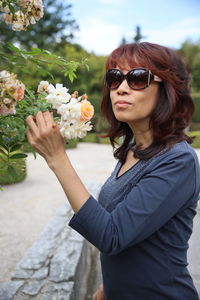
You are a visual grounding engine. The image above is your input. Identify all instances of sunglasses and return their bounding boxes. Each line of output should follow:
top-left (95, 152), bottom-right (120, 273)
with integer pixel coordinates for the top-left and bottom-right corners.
top-left (105, 68), bottom-right (162, 90)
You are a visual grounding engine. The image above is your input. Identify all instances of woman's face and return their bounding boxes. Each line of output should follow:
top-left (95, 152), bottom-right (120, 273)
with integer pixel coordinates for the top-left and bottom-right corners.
top-left (110, 67), bottom-right (160, 129)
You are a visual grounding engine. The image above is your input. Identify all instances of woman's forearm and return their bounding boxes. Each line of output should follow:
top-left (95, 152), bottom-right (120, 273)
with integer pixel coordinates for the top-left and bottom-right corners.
top-left (49, 153), bottom-right (90, 213)
top-left (26, 112), bottom-right (90, 213)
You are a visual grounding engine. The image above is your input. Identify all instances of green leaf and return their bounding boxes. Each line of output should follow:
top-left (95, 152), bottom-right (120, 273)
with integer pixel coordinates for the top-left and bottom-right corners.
top-left (0, 145), bottom-right (8, 155)
top-left (7, 165), bottom-right (18, 179)
top-left (10, 153), bottom-right (28, 159)
top-left (68, 73), bottom-right (74, 82)
top-left (32, 150), bottom-right (37, 160)
top-left (7, 3), bottom-right (15, 14)
top-left (10, 144), bottom-right (23, 152)
top-left (0, 153), bottom-right (7, 161)
top-left (29, 48), bottom-right (42, 55)
top-left (7, 42), bottom-right (21, 53)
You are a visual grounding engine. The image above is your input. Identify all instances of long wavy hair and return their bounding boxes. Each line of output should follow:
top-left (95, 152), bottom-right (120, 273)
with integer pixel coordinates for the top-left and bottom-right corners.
top-left (101, 42), bottom-right (194, 163)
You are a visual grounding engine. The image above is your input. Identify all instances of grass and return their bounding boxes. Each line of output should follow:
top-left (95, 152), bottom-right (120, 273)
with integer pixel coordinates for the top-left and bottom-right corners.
top-left (79, 132), bottom-right (111, 144)
top-left (81, 131), bottom-right (200, 149)
top-left (188, 131), bottom-right (200, 149)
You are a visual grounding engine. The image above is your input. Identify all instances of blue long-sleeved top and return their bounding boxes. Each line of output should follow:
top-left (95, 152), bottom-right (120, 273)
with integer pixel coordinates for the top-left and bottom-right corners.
top-left (69, 141), bottom-right (200, 300)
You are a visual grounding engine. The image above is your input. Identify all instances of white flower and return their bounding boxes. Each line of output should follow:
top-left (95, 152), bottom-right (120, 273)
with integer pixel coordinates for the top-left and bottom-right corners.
top-left (0, 2), bottom-right (10, 13)
top-left (37, 81), bottom-right (50, 93)
top-left (1, 0), bottom-right (44, 31)
top-left (0, 70), bottom-right (16, 81)
top-left (60, 121), bottom-right (93, 139)
top-left (46, 83), bottom-right (71, 109)
top-left (57, 99), bottom-right (81, 123)
top-left (3, 10), bottom-right (29, 31)
top-left (3, 98), bottom-right (12, 104)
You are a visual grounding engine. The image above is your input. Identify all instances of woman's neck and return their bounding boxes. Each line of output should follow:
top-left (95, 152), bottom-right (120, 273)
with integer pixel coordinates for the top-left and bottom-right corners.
top-left (128, 122), bottom-right (153, 149)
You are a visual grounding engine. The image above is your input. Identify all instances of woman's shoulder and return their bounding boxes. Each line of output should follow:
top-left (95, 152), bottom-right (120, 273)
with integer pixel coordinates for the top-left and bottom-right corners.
top-left (147, 141), bottom-right (200, 173)
top-left (165, 141), bottom-right (199, 162)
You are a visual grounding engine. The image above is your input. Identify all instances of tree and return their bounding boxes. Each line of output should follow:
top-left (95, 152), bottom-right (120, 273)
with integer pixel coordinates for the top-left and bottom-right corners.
top-left (120, 36), bottom-right (127, 46)
top-left (0, 0), bottom-right (78, 50)
top-left (133, 25), bottom-right (145, 42)
top-left (179, 39), bottom-right (200, 92)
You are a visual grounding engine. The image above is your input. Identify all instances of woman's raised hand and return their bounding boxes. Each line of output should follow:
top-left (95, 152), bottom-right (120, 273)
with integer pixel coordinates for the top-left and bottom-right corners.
top-left (26, 111), bottom-right (66, 167)
top-left (92, 284), bottom-right (105, 300)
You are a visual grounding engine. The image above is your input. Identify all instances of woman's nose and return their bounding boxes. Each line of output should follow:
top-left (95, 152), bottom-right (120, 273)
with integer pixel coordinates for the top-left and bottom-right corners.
top-left (116, 78), bottom-right (130, 94)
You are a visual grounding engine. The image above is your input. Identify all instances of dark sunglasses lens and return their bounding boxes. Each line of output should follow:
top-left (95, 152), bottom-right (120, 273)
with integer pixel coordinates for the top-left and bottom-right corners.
top-left (106, 70), bottom-right (123, 89)
top-left (128, 69), bottom-right (149, 89)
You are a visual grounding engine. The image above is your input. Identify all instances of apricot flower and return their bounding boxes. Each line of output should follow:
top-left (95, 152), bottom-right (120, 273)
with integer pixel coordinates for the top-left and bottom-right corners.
top-left (80, 100), bottom-right (94, 122)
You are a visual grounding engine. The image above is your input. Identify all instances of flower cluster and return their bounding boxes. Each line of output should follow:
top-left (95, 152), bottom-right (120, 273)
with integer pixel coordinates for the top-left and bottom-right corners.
top-left (0, 70), bottom-right (25, 116)
top-left (0, 0), bottom-right (44, 31)
top-left (37, 81), bottom-right (94, 140)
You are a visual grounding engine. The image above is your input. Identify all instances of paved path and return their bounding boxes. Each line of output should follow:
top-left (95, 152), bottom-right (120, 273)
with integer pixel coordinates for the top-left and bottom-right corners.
top-left (0, 143), bottom-right (117, 281)
top-left (0, 143), bottom-right (199, 290)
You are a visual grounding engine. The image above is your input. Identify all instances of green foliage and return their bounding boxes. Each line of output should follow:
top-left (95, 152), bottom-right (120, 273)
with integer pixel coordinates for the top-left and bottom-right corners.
top-left (0, 89), bottom-right (52, 147)
top-left (16, 89), bottom-right (52, 119)
top-left (192, 93), bottom-right (200, 123)
top-left (0, 141), bottom-right (27, 184)
top-left (0, 115), bottom-right (26, 145)
top-left (0, 157), bottom-right (26, 185)
top-left (47, 43), bottom-right (107, 121)
top-left (66, 139), bottom-right (78, 149)
top-left (0, 43), bottom-right (87, 84)
top-left (179, 40), bottom-right (200, 92)
top-left (0, 0), bottom-right (78, 50)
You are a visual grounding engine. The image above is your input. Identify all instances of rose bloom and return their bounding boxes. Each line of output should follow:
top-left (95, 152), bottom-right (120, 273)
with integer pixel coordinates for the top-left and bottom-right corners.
top-left (37, 81), bottom-right (50, 93)
top-left (0, 102), bottom-right (16, 116)
top-left (13, 84), bottom-right (25, 101)
top-left (80, 100), bottom-right (94, 122)
top-left (5, 81), bottom-right (25, 101)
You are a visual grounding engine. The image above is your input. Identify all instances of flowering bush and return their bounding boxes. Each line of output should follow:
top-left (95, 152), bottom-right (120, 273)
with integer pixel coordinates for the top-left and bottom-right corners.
top-left (0, 0), bottom-right (43, 31)
top-left (0, 71), bottom-right (94, 186)
top-left (0, 0), bottom-right (93, 188)
top-left (41, 81), bottom-right (94, 139)
top-left (0, 70), bottom-right (25, 115)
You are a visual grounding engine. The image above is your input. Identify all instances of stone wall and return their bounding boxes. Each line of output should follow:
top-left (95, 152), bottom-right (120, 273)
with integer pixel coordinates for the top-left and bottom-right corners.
top-left (0, 181), bottom-right (102, 300)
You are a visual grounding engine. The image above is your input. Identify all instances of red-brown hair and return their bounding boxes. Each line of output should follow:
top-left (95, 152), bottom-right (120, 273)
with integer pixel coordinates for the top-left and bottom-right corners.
top-left (101, 42), bottom-right (194, 162)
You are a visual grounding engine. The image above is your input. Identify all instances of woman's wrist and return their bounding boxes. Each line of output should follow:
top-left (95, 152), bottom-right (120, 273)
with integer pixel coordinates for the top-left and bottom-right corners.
top-left (46, 151), bottom-right (69, 172)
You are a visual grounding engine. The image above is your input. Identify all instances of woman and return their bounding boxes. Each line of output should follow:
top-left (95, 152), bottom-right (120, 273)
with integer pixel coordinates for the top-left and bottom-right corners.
top-left (26, 42), bottom-right (200, 300)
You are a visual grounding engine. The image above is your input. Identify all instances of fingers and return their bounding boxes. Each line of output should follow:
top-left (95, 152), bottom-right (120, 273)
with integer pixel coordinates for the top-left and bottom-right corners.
top-left (26, 115), bottom-right (39, 137)
top-left (26, 128), bottom-right (34, 145)
top-left (35, 111), bottom-right (47, 131)
top-left (26, 111), bottom-right (56, 134)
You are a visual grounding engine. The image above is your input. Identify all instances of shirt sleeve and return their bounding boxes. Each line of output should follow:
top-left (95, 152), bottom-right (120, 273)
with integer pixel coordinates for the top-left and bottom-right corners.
top-left (69, 150), bottom-right (197, 255)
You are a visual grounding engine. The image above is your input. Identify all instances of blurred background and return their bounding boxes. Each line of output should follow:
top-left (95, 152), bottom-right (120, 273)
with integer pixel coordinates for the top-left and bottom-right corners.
top-left (0, 0), bottom-right (200, 142)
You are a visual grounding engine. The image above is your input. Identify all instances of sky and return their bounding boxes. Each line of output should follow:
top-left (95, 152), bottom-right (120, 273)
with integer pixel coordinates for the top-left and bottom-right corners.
top-left (71, 0), bottom-right (200, 56)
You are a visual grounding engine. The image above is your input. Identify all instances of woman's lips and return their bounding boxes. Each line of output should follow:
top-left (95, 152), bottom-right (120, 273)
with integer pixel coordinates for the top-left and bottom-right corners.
top-left (115, 101), bottom-right (131, 108)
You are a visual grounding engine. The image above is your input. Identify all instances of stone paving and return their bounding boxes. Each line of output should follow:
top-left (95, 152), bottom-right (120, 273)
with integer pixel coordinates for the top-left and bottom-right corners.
top-left (0, 143), bottom-right (199, 299)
